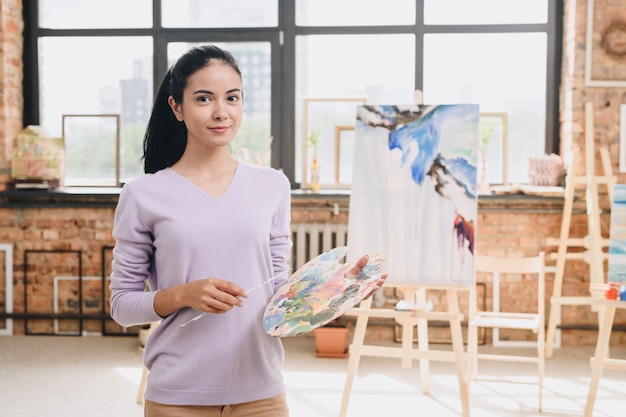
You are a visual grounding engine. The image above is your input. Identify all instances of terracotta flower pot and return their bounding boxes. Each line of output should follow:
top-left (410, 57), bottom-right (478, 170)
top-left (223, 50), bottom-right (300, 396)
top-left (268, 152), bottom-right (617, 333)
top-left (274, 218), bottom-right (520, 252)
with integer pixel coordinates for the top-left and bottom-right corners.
top-left (313, 326), bottom-right (350, 358)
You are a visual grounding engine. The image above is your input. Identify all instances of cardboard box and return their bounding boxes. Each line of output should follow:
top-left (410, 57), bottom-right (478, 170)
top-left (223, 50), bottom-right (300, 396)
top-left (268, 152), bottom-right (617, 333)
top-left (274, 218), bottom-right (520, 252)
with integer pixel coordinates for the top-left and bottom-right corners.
top-left (11, 126), bottom-right (64, 186)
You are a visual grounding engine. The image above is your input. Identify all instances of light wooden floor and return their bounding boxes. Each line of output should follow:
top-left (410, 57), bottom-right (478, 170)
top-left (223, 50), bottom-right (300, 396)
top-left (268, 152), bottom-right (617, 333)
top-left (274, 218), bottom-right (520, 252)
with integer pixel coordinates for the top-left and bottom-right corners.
top-left (0, 334), bottom-right (624, 417)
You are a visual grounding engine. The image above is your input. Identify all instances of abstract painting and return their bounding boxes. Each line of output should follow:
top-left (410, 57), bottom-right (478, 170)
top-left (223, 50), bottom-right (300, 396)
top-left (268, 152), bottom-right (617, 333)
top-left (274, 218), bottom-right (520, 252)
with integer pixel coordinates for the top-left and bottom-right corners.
top-left (347, 104), bottom-right (479, 287)
top-left (263, 246), bottom-right (386, 337)
top-left (608, 184), bottom-right (626, 283)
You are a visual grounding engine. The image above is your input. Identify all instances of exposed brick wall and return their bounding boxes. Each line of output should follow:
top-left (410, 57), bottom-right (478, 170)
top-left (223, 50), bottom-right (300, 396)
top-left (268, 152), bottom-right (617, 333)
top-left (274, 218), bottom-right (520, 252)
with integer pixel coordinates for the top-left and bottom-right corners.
top-left (1, 194), bottom-right (624, 345)
top-left (0, 0), bottom-right (625, 345)
top-left (562, 0), bottom-right (626, 179)
top-left (557, 0), bottom-right (626, 346)
top-left (0, 205), bottom-right (116, 335)
top-left (0, 0), bottom-right (22, 189)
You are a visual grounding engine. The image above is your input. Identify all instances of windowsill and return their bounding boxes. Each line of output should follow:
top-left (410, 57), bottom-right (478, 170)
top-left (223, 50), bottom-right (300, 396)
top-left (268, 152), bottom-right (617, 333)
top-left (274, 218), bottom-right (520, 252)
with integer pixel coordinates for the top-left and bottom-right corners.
top-left (0, 187), bottom-right (123, 208)
top-left (0, 185), bottom-right (569, 213)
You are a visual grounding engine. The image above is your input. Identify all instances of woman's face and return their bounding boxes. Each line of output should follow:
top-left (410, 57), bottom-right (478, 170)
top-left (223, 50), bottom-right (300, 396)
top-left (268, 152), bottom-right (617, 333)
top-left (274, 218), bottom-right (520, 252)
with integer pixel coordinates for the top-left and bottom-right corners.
top-left (168, 61), bottom-right (243, 150)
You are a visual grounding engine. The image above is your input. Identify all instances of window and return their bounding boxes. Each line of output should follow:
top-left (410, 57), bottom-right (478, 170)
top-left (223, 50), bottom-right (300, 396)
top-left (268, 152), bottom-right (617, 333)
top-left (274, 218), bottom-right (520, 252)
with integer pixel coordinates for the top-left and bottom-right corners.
top-left (423, 33), bottom-right (548, 184)
top-left (295, 34), bottom-right (416, 186)
top-left (161, 0), bottom-right (278, 28)
top-left (422, 0), bottom-right (554, 184)
top-left (39, 0), bottom-right (152, 29)
top-left (38, 36), bottom-right (152, 184)
top-left (23, 0), bottom-right (561, 189)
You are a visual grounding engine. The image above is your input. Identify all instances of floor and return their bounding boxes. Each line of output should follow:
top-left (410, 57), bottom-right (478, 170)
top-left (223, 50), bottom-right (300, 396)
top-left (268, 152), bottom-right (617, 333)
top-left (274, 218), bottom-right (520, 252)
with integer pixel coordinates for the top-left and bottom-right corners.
top-left (0, 334), bottom-right (624, 417)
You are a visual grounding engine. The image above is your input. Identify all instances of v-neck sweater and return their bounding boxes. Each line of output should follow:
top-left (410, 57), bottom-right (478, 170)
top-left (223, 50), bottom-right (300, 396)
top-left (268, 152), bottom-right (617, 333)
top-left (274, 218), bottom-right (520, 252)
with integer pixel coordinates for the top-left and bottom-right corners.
top-left (109, 162), bottom-right (292, 406)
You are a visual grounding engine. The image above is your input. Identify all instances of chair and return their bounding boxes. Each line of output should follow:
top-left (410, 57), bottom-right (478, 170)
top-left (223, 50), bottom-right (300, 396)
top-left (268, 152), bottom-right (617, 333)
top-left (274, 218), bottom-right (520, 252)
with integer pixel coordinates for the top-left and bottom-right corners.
top-left (467, 252), bottom-right (546, 411)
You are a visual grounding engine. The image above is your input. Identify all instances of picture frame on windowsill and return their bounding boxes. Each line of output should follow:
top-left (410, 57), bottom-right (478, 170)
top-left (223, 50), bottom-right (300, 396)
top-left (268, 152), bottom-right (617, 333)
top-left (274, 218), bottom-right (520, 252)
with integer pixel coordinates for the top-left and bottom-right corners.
top-left (301, 97), bottom-right (367, 190)
top-left (62, 114), bottom-right (121, 187)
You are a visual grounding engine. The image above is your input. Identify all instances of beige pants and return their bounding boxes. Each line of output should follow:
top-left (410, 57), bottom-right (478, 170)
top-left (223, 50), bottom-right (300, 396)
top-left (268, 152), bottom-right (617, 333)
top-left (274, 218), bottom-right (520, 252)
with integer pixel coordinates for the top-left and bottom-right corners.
top-left (145, 393), bottom-right (289, 417)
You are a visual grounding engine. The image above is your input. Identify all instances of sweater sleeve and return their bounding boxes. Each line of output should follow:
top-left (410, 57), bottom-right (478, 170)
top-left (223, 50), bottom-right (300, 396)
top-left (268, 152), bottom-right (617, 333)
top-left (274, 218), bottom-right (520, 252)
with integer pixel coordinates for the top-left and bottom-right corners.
top-left (109, 185), bottom-right (162, 327)
top-left (271, 174), bottom-right (293, 291)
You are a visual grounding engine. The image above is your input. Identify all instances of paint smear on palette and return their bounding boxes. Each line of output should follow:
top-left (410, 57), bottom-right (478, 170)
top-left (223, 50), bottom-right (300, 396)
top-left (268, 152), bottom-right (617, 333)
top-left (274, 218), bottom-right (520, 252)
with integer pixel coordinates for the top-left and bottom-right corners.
top-left (263, 246), bottom-right (386, 337)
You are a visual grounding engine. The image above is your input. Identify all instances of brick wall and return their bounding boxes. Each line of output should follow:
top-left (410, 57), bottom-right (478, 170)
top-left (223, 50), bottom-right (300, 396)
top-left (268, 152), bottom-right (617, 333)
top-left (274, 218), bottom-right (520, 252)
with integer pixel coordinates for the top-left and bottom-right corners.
top-left (0, 0), bottom-right (22, 188)
top-left (0, 0), bottom-right (626, 344)
top-left (0, 203), bottom-right (117, 335)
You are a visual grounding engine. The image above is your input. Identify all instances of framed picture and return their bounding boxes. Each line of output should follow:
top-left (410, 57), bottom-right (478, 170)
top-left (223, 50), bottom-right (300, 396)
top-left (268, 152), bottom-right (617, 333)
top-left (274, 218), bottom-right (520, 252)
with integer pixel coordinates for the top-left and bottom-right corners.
top-left (334, 126), bottom-right (355, 185)
top-left (301, 97), bottom-right (367, 190)
top-left (585, 0), bottom-right (626, 87)
top-left (24, 249), bottom-right (82, 336)
top-left (53, 276), bottom-right (101, 335)
top-left (62, 114), bottom-right (121, 187)
top-left (479, 112), bottom-right (508, 185)
top-left (619, 104), bottom-right (626, 172)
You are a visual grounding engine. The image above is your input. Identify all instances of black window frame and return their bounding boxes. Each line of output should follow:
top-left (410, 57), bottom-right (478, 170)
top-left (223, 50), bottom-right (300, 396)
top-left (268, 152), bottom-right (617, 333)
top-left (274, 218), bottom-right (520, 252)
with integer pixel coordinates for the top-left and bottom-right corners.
top-left (22, 0), bottom-right (562, 188)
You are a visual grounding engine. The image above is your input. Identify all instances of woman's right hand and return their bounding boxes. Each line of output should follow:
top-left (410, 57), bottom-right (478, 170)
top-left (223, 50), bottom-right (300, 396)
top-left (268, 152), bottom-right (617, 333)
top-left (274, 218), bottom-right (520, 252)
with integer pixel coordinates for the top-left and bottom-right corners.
top-left (154, 278), bottom-right (247, 318)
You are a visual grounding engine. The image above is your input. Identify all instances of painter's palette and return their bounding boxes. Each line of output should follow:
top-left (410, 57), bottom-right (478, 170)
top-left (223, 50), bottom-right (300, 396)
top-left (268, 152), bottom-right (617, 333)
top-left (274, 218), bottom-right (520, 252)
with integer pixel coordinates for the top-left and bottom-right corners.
top-left (262, 246), bottom-right (386, 337)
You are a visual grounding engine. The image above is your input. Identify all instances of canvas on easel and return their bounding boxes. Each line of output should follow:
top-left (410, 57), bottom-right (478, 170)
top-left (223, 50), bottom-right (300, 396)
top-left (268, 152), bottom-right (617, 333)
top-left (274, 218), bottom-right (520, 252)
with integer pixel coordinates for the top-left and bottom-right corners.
top-left (584, 183), bottom-right (626, 417)
top-left (340, 103), bottom-right (479, 417)
top-left (608, 184), bottom-right (626, 284)
top-left (347, 104), bottom-right (479, 285)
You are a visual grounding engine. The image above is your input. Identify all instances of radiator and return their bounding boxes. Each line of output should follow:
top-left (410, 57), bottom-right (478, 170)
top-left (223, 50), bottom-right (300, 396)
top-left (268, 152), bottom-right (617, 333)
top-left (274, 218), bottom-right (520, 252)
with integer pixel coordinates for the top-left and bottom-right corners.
top-left (290, 222), bottom-right (348, 270)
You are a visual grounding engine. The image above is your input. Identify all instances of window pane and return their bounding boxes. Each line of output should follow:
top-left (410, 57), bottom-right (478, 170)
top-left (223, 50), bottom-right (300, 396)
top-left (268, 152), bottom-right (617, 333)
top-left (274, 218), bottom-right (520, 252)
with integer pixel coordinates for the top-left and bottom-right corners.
top-left (63, 115), bottom-right (120, 187)
top-left (424, 0), bottom-right (548, 25)
top-left (162, 0), bottom-right (278, 28)
top-left (39, 0), bottom-right (152, 29)
top-left (39, 37), bottom-right (153, 185)
top-left (423, 33), bottom-right (547, 184)
top-left (295, 35), bottom-right (415, 186)
top-left (296, 0), bottom-right (415, 26)
top-left (168, 42), bottom-right (272, 166)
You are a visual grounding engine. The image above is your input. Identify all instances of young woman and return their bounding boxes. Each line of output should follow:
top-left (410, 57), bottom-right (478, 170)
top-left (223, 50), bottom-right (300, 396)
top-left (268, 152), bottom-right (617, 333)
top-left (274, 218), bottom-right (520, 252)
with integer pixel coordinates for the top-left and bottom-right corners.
top-left (110, 45), bottom-right (384, 417)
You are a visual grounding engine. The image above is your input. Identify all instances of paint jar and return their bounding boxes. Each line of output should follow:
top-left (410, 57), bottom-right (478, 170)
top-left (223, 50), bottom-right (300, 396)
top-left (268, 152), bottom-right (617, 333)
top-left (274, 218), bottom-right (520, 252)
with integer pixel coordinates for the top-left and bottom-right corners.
top-left (620, 285), bottom-right (626, 302)
top-left (606, 285), bottom-right (618, 300)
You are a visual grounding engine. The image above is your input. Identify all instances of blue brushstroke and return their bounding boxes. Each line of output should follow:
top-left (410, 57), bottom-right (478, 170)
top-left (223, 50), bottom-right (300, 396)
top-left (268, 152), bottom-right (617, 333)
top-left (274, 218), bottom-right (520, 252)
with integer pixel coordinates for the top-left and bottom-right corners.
top-left (392, 122), bottom-right (439, 185)
top-left (610, 245), bottom-right (626, 255)
top-left (386, 105), bottom-right (477, 186)
top-left (388, 110), bottom-right (439, 185)
top-left (441, 155), bottom-right (477, 198)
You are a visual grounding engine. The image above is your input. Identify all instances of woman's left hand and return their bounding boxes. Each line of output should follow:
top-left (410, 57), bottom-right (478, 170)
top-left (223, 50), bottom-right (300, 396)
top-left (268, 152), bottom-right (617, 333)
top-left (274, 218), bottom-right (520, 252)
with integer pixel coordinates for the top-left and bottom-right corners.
top-left (345, 254), bottom-right (388, 299)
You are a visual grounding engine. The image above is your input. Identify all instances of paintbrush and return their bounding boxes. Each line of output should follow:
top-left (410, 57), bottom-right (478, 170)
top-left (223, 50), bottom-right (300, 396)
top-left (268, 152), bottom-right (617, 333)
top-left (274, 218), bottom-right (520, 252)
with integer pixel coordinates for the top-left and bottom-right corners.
top-left (175, 269), bottom-right (291, 331)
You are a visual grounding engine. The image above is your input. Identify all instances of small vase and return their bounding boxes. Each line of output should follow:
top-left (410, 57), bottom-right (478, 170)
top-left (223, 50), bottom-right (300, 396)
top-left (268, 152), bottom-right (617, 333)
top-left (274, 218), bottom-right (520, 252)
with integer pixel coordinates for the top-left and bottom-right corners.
top-left (478, 155), bottom-right (490, 194)
top-left (310, 155), bottom-right (320, 193)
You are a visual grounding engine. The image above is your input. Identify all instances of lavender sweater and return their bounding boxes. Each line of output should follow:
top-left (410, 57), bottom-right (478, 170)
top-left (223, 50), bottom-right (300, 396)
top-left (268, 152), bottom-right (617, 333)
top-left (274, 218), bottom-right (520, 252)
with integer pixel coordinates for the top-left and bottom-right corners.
top-left (109, 163), bottom-right (292, 406)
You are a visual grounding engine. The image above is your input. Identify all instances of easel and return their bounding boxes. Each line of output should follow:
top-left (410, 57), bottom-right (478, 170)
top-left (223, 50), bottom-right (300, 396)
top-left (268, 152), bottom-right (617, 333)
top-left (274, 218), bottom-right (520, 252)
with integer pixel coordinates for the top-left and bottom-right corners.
top-left (545, 102), bottom-right (615, 358)
top-left (584, 299), bottom-right (626, 417)
top-left (340, 286), bottom-right (470, 417)
top-left (339, 93), bottom-right (473, 416)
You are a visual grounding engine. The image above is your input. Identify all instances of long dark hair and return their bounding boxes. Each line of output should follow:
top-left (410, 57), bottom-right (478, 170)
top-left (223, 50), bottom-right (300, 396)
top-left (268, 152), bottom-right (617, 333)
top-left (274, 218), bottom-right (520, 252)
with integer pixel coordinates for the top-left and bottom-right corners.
top-left (142, 45), bottom-right (242, 174)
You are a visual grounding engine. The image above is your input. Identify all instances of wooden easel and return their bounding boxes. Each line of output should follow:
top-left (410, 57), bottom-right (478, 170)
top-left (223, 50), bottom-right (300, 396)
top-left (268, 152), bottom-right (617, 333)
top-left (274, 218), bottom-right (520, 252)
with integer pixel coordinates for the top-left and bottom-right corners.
top-left (339, 93), bottom-right (471, 416)
top-left (339, 286), bottom-right (470, 417)
top-left (545, 102), bottom-right (615, 358)
top-left (584, 299), bottom-right (626, 416)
